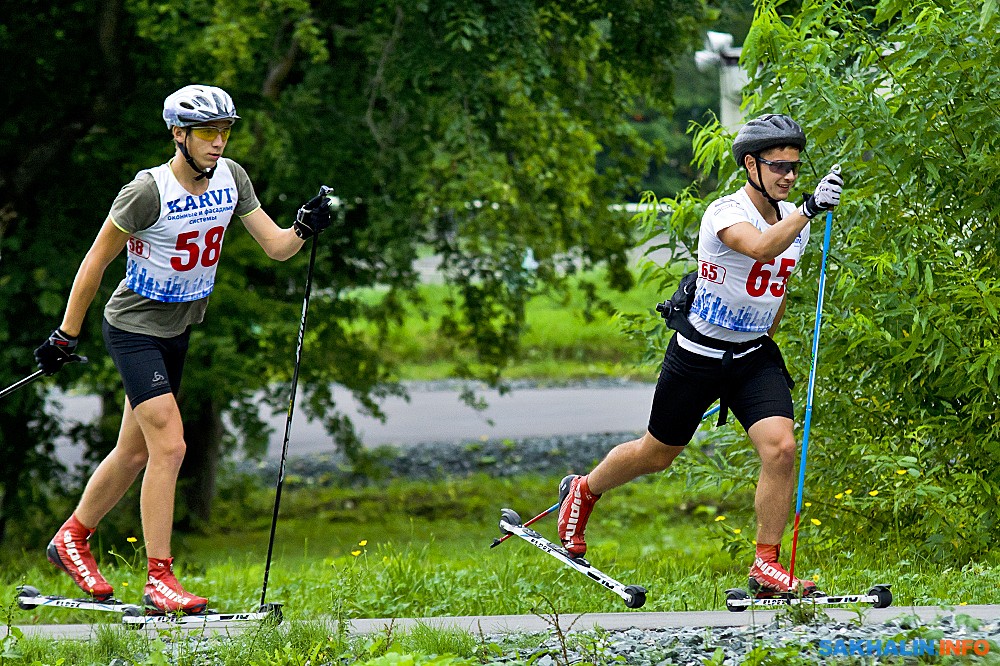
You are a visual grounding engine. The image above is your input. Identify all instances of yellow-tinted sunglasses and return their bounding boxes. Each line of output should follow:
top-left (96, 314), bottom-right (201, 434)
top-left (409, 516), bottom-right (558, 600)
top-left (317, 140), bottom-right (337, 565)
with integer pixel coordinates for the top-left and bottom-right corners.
top-left (189, 125), bottom-right (232, 141)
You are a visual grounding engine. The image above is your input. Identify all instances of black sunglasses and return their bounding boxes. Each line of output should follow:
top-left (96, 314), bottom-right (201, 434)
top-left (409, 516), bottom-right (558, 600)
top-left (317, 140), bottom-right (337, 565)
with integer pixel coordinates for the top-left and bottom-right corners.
top-left (756, 157), bottom-right (802, 176)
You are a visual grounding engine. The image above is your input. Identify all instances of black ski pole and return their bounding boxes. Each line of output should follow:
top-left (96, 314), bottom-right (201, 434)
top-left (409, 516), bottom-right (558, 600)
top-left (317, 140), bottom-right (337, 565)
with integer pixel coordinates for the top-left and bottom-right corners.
top-left (0, 370), bottom-right (44, 400)
top-left (260, 189), bottom-right (331, 607)
top-left (0, 355), bottom-right (88, 400)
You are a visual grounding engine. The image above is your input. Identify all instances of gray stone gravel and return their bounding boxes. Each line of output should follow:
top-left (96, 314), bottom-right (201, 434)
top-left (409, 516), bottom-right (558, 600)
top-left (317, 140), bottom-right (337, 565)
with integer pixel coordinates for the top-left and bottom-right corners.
top-left (485, 612), bottom-right (1000, 664)
top-left (238, 430), bottom-right (638, 485)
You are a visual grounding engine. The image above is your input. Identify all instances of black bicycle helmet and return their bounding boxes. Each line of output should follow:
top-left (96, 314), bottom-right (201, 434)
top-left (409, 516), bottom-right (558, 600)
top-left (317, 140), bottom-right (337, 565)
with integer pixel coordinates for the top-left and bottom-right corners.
top-left (732, 114), bottom-right (806, 167)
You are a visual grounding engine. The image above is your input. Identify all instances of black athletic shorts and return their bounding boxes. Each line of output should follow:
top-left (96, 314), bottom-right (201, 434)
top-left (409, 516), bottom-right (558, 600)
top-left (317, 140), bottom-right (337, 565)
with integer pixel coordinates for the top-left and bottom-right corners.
top-left (102, 319), bottom-right (190, 408)
top-left (647, 334), bottom-right (794, 447)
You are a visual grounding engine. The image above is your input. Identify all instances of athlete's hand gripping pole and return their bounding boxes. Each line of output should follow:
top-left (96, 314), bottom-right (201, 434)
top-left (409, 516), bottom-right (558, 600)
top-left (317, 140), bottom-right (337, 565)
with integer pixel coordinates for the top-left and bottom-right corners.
top-left (1, 355), bottom-right (89, 400)
top-left (788, 166), bottom-right (840, 581)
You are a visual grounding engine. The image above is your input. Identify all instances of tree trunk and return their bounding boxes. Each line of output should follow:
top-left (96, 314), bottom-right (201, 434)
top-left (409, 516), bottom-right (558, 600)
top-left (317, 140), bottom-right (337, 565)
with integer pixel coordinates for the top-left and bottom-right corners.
top-left (177, 398), bottom-right (223, 530)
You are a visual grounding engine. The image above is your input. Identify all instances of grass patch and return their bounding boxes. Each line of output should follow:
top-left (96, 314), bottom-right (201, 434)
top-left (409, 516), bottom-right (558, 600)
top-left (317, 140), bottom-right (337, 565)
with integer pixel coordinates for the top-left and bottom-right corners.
top-left (6, 471), bottom-right (1000, 629)
top-left (354, 268), bottom-right (667, 381)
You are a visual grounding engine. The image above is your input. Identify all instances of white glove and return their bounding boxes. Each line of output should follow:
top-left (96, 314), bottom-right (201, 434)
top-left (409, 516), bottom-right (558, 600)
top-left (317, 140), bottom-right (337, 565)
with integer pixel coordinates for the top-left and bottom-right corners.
top-left (799, 164), bottom-right (843, 218)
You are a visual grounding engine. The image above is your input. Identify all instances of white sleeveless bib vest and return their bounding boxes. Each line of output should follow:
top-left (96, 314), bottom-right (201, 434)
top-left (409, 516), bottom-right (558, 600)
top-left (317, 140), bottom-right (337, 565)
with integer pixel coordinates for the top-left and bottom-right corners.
top-left (124, 160), bottom-right (238, 302)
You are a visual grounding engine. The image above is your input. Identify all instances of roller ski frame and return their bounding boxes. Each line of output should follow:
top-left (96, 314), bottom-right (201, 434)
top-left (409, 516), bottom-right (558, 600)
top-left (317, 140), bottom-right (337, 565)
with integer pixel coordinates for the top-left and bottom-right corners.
top-left (17, 585), bottom-right (282, 627)
top-left (497, 508), bottom-right (647, 609)
top-left (724, 583), bottom-right (892, 612)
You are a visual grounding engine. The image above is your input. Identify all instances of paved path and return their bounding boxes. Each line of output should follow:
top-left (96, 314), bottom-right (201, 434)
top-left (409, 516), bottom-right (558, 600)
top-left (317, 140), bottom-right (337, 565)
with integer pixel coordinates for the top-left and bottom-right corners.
top-left (52, 383), bottom-right (655, 465)
top-left (6, 605), bottom-right (997, 640)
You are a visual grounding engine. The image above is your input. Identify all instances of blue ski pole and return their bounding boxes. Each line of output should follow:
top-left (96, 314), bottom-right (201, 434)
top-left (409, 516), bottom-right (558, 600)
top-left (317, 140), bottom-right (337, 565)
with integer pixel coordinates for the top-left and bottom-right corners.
top-left (788, 203), bottom-right (836, 581)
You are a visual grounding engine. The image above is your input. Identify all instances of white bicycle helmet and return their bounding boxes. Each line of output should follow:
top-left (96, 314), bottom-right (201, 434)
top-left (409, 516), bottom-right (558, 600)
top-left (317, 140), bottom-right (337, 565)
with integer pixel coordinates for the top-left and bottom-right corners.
top-left (163, 85), bottom-right (239, 128)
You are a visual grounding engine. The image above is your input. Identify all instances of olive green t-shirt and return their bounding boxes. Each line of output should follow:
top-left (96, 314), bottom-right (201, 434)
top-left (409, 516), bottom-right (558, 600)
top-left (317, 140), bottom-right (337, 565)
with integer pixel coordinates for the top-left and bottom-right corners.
top-left (103, 158), bottom-right (260, 337)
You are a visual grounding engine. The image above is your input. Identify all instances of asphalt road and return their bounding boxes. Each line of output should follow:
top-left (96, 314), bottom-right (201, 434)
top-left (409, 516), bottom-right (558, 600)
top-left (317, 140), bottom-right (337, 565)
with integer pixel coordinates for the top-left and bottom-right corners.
top-left (52, 382), bottom-right (655, 465)
top-left (6, 605), bottom-right (998, 640)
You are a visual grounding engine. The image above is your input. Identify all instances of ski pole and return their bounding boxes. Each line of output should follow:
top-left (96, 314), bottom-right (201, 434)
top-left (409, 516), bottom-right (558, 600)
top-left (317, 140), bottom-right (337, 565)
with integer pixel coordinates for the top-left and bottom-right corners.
top-left (0, 355), bottom-right (89, 400)
top-left (260, 190), bottom-right (332, 607)
top-left (0, 370), bottom-right (44, 400)
top-left (788, 206), bottom-right (835, 581)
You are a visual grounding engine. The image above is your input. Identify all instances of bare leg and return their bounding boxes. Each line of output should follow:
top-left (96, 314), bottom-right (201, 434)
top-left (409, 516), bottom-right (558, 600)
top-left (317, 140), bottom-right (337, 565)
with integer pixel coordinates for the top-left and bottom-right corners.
top-left (75, 400), bottom-right (151, 528)
top-left (587, 431), bottom-right (686, 496)
top-left (747, 416), bottom-right (797, 546)
top-left (130, 393), bottom-right (187, 559)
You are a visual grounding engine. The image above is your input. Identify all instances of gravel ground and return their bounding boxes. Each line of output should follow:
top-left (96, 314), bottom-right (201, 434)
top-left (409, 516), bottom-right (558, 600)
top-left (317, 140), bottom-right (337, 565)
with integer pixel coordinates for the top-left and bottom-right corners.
top-left (486, 612), bottom-right (1000, 665)
top-left (237, 430), bottom-right (639, 485)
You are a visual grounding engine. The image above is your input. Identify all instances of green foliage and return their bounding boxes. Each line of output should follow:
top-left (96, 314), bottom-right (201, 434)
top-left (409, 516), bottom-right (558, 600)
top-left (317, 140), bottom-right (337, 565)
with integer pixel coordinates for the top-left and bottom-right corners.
top-left (633, 0), bottom-right (1000, 565)
top-left (0, 0), bottom-right (712, 541)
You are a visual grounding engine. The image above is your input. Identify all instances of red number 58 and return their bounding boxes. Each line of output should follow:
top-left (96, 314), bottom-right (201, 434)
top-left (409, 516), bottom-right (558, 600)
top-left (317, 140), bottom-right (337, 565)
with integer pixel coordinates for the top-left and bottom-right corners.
top-left (746, 258), bottom-right (795, 297)
top-left (170, 226), bottom-right (225, 271)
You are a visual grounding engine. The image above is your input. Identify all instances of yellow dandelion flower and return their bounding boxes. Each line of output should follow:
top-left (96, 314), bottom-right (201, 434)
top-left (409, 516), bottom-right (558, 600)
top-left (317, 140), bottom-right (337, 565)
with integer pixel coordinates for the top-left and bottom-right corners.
top-left (122, 582), bottom-right (129, 587)
top-left (835, 493), bottom-right (844, 500)
top-left (733, 528), bottom-right (742, 535)
top-left (845, 489), bottom-right (853, 495)
top-left (351, 550), bottom-right (362, 557)
top-left (811, 519), bottom-right (821, 526)
top-left (960, 602), bottom-right (968, 606)
top-left (127, 537), bottom-right (137, 543)
top-left (359, 540), bottom-right (368, 547)
top-left (869, 490), bottom-right (879, 496)
top-left (715, 515), bottom-right (726, 522)
top-left (805, 502), bottom-right (812, 507)
top-left (896, 469), bottom-right (907, 475)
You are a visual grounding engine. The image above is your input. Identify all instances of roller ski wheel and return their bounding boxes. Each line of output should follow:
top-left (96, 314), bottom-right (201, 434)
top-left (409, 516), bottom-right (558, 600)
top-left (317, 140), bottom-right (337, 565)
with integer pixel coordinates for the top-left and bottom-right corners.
top-left (624, 585), bottom-right (647, 609)
top-left (869, 584), bottom-right (893, 609)
top-left (500, 508), bottom-right (523, 533)
top-left (17, 585), bottom-right (41, 610)
top-left (725, 588), bottom-right (750, 612)
top-left (259, 602), bottom-right (284, 623)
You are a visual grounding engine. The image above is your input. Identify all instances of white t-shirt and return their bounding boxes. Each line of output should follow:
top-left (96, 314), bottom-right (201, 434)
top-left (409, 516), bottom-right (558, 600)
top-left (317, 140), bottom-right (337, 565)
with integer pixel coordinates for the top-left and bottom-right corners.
top-left (680, 188), bottom-right (808, 357)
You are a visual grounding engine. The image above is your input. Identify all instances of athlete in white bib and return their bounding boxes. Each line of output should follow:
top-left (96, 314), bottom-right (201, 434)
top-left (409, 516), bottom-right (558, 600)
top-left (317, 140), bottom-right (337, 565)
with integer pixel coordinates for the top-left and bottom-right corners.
top-left (34, 85), bottom-right (336, 614)
top-left (555, 114), bottom-right (844, 596)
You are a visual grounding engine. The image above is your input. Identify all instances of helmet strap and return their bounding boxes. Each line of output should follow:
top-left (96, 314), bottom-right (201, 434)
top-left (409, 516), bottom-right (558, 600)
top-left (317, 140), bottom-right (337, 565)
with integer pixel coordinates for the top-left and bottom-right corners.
top-left (746, 154), bottom-right (783, 222)
top-left (177, 131), bottom-right (216, 181)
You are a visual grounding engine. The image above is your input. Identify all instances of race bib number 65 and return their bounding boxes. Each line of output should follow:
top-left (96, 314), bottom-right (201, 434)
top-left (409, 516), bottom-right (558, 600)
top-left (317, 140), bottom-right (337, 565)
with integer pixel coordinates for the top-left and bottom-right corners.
top-left (746, 258), bottom-right (795, 297)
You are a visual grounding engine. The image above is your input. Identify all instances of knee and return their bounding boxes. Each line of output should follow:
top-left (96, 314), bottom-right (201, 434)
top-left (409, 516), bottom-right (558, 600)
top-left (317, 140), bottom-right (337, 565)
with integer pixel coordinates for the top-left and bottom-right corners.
top-left (639, 433), bottom-right (682, 472)
top-left (149, 438), bottom-right (187, 469)
top-left (761, 436), bottom-right (796, 472)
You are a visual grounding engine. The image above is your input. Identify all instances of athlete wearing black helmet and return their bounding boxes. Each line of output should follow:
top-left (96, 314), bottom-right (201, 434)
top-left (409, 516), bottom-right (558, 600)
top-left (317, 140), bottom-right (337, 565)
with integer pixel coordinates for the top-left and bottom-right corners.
top-left (33, 85), bottom-right (337, 615)
top-left (557, 114), bottom-right (842, 598)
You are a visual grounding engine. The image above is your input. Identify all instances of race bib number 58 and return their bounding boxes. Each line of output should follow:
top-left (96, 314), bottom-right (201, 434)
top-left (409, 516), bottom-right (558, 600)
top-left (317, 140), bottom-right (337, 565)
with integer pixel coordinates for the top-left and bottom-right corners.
top-left (170, 226), bottom-right (225, 271)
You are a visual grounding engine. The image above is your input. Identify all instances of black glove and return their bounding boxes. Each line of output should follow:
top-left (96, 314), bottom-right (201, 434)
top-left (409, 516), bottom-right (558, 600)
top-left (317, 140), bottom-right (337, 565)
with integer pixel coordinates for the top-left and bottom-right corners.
top-left (34, 328), bottom-right (79, 376)
top-left (799, 165), bottom-right (843, 219)
top-left (293, 186), bottom-right (336, 240)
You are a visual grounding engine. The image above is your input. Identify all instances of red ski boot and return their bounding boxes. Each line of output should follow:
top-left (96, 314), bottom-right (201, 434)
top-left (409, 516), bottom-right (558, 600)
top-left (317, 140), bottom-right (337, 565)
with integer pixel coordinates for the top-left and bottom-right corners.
top-left (748, 552), bottom-right (817, 597)
top-left (143, 557), bottom-right (208, 614)
top-left (47, 514), bottom-right (114, 600)
top-left (557, 474), bottom-right (600, 558)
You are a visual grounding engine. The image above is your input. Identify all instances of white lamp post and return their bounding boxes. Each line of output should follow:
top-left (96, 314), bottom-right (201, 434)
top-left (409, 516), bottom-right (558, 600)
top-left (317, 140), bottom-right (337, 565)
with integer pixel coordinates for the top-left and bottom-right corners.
top-left (694, 31), bottom-right (748, 131)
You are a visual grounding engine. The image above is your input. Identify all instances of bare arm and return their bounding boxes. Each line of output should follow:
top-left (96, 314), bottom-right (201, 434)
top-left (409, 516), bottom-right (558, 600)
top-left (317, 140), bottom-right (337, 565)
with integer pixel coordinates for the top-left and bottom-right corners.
top-left (241, 208), bottom-right (306, 261)
top-left (717, 211), bottom-right (810, 263)
top-left (59, 219), bottom-right (130, 337)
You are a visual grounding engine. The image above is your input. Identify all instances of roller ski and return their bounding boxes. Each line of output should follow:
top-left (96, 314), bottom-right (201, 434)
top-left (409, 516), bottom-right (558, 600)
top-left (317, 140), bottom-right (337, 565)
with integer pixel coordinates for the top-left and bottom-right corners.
top-left (496, 507), bottom-right (647, 609)
top-left (17, 585), bottom-right (283, 627)
top-left (17, 585), bottom-right (141, 617)
top-left (724, 583), bottom-right (892, 612)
